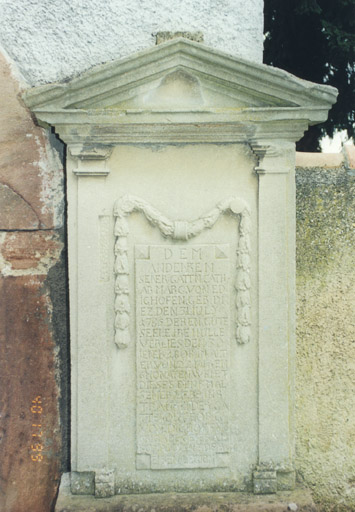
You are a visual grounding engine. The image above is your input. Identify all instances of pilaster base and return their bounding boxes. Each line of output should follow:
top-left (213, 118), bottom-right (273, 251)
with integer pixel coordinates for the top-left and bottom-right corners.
top-left (70, 470), bottom-right (115, 498)
top-left (253, 469), bottom-right (277, 494)
top-left (253, 467), bottom-right (296, 494)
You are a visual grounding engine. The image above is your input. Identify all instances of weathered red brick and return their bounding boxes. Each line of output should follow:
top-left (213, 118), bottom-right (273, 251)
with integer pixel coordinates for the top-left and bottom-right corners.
top-left (0, 184), bottom-right (39, 230)
top-left (295, 151), bottom-right (344, 168)
top-left (0, 51), bottom-right (64, 230)
top-left (0, 275), bottom-right (61, 512)
top-left (2, 231), bottom-right (62, 270)
top-left (344, 144), bottom-right (355, 169)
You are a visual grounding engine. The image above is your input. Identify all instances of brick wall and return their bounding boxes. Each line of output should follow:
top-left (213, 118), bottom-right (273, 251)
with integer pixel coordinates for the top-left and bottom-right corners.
top-left (0, 51), bottom-right (68, 512)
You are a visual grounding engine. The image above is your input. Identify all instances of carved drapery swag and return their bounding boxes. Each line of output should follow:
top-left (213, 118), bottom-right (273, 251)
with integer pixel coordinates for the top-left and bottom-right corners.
top-left (113, 195), bottom-right (251, 348)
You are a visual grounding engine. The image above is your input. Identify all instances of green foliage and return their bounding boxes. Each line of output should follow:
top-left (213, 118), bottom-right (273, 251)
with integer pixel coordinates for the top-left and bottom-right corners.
top-left (264, 0), bottom-right (355, 151)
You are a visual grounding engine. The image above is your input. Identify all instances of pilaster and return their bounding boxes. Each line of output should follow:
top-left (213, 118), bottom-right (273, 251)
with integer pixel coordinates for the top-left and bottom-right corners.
top-left (67, 145), bottom-right (113, 474)
top-left (251, 140), bottom-right (296, 492)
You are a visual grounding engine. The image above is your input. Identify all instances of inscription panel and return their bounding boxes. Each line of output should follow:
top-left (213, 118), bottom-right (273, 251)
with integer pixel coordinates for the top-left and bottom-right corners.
top-left (136, 244), bottom-right (231, 470)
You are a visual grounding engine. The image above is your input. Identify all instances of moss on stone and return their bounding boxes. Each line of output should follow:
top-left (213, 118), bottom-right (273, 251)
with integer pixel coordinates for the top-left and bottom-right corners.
top-left (295, 165), bottom-right (355, 511)
top-left (296, 166), bottom-right (355, 278)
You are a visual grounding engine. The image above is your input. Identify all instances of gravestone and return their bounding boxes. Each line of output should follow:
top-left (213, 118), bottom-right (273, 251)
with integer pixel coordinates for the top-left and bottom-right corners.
top-left (23, 38), bottom-right (336, 506)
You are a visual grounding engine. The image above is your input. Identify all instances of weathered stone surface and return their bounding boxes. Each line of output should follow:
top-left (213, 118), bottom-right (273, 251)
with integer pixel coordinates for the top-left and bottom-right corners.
top-left (296, 161), bottom-right (355, 511)
top-left (56, 475), bottom-right (316, 512)
top-left (95, 469), bottom-right (115, 498)
top-left (277, 471), bottom-right (296, 492)
top-left (135, 244), bottom-right (231, 471)
top-left (0, 275), bottom-right (61, 512)
top-left (67, 144), bottom-right (258, 494)
top-left (295, 146), bottom-right (355, 172)
top-left (295, 152), bottom-right (343, 168)
top-left (156, 31), bottom-right (204, 44)
top-left (0, 51), bottom-right (64, 230)
top-left (0, 48), bottom-right (66, 512)
top-left (1, 231), bottom-right (62, 271)
top-left (344, 144), bottom-right (355, 169)
top-left (71, 472), bottom-right (95, 495)
top-left (27, 39), bottom-right (335, 502)
top-left (0, 183), bottom-right (39, 230)
top-left (253, 470), bottom-right (277, 495)
top-left (22, 38), bottom-right (337, 147)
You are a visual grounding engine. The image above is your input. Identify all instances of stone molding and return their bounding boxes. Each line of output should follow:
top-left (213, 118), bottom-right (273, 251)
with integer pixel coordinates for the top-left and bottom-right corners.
top-left (22, 38), bottom-right (337, 146)
top-left (23, 38), bottom-right (337, 110)
top-left (250, 140), bottom-right (295, 174)
top-left (69, 145), bottom-right (113, 161)
top-left (69, 145), bottom-right (113, 175)
top-left (113, 194), bottom-right (251, 349)
top-left (56, 474), bottom-right (316, 511)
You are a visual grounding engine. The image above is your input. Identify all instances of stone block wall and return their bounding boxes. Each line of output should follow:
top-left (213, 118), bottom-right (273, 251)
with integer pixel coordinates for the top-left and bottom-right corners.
top-left (295, 147), bottom-right (355, 511)
top-left (0, 45), bottom-right (354, 511)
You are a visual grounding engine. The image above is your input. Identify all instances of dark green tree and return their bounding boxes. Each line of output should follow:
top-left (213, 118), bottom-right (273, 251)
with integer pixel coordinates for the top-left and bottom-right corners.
top-left (264, 0), bottom-right (355, 151)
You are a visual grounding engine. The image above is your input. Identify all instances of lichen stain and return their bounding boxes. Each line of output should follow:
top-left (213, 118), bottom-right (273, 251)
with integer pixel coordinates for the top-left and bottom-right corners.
top-left (295, 165), bottom-right (355, 511)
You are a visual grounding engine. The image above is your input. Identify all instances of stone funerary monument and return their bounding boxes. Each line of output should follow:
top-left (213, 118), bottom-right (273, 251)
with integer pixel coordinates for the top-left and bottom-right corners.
top-left (23, 37), bottom-right (336, 506)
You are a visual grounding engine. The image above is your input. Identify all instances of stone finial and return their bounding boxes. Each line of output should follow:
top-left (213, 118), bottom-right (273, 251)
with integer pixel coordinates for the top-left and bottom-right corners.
top-left (155, 31), bottom-right (204, 44)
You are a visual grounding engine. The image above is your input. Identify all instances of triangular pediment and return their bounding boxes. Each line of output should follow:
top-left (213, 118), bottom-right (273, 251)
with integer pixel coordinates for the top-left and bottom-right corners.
top-left (23, 38), bottom-right (337, 113)
top-left (22, 38), bottom-right (337, 146)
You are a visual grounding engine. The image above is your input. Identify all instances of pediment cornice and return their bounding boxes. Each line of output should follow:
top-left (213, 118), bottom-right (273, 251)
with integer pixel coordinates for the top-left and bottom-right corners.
top-left (22, 38), bottom-right (337, 146)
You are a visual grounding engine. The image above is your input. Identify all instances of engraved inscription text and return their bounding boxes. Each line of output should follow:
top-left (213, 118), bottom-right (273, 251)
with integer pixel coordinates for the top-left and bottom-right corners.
top-left (136, 244), bottom-right (230, 470)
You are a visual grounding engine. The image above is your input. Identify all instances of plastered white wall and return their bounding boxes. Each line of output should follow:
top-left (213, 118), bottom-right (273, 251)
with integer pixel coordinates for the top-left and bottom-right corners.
top-left (0, 0), bottom-right (263, 86)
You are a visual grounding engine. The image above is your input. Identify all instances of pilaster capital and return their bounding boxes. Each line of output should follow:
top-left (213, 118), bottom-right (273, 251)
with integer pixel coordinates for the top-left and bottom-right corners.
top-left (250, 140), bottom-right (295, 175)
top-left (69, 144), bottom-right (113, 176)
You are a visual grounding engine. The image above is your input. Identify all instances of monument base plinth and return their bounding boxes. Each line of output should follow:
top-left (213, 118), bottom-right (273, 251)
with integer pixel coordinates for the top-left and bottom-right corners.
top-left (55, 474), bottom-right (316, 512)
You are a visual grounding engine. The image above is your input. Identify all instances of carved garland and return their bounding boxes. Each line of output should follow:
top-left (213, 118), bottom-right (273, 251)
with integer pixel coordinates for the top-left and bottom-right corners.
top-left (113, 195), bottom-right (251, 349)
